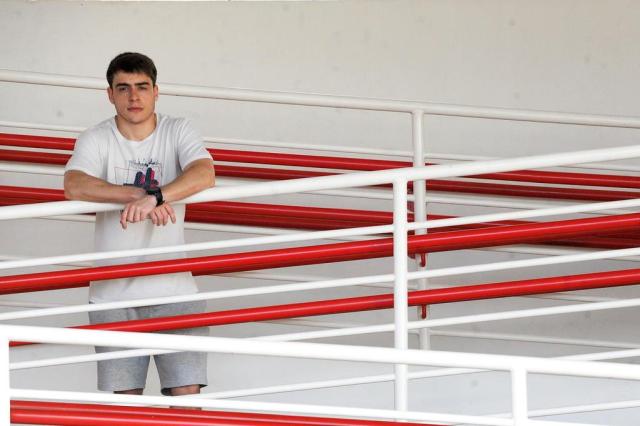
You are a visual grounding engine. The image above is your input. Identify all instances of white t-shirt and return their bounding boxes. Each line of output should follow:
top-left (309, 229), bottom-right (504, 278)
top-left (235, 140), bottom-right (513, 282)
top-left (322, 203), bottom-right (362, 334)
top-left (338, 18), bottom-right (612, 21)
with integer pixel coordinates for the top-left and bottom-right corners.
top-left (65, 114), bottom-right (212, 303)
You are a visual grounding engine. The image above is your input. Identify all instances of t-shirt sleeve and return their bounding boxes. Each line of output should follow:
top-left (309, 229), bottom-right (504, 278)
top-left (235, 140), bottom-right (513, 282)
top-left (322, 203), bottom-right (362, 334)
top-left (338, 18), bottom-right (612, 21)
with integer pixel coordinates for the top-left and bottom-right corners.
top-left (64, 131), bottom-right (106, 178)
top-left (177, 119), bottom-right (213, 170)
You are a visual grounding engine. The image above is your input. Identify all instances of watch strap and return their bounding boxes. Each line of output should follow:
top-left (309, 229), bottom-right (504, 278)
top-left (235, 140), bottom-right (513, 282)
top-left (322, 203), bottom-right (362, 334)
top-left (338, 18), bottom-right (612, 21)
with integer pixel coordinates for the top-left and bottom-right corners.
top-left (146, 187), bottom-right (164, 206)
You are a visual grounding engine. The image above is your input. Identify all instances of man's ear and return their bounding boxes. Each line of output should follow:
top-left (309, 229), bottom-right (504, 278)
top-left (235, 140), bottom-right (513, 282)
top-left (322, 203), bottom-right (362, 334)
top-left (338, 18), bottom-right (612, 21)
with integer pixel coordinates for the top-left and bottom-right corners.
top-left (107, 86), bottom-right (115, 105)
top-left (154, 85), bottom-right (159, 101)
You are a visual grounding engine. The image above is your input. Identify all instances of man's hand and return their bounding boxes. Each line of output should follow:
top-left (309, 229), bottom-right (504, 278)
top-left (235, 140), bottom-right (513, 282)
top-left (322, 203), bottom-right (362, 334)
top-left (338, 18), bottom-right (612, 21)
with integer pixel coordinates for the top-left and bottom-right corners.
top-left (120, 195), bottom-right (158, 229)
top-left (149, 203), bottom-right (177, 227)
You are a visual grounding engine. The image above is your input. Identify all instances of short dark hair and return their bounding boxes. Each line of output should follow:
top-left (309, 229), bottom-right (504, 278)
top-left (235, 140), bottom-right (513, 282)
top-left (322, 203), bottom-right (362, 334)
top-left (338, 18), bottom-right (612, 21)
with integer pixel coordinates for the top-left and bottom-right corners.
top-left (106, 52), bottom-right (157, 87)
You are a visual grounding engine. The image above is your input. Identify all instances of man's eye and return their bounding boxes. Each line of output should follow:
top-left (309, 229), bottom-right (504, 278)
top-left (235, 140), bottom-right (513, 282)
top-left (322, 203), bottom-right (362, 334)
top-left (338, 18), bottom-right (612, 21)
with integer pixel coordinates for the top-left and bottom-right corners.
top-left (118, 87), bottom-right (128, 92)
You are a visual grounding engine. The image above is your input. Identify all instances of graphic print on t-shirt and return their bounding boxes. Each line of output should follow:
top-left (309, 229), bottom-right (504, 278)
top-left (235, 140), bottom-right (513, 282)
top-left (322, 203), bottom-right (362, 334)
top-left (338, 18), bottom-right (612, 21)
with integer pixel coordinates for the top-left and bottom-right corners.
top-left (115, 159), bottom-right (163, 190)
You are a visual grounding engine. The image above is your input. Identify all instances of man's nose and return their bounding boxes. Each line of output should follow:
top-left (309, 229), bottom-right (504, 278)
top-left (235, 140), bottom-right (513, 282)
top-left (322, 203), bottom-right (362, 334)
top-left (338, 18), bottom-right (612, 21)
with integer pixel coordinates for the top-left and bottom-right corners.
top-left (129, 88), bottom-right (140, 100)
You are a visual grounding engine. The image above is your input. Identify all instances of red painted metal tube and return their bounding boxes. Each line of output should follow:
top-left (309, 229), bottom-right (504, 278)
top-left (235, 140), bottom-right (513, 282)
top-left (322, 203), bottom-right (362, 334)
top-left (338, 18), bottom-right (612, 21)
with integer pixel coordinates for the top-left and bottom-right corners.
top-left (0, 133), bottom-right (76, 150)
top-left (4, 132), bottom-right (640, 190)
top-left (11, 409), bottom-right (300, 426)
top-left (4, 148), bottom-right (640, 202)
top-left (10, 265), bottom-right (640, 348)
top-left (3, 212), bottom-right (640, 297)
top-left (5, 193), bottom-right (640, 249)
top-left (5, 185), bottom-right (640, 249)
top-left (0, 148), bottom-right (69, 165)
top-left (11, 401), bottom-right (437, 426)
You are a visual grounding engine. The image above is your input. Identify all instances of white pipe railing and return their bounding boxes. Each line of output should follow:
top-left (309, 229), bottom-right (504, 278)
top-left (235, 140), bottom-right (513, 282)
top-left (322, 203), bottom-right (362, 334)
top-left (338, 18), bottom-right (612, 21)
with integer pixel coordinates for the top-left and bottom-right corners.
top-left (5, 70), bottom-right (640, 425)
top-left (5, 196), bottom-right (640, 272)
top-left (6, 325), bottom-right (640, 424)
top-left (4, 70), bottom-right (640, 129)
top-left (3, 143), bottom-right (640, 222)
top-left (4, 242), bottom-right (640, 323)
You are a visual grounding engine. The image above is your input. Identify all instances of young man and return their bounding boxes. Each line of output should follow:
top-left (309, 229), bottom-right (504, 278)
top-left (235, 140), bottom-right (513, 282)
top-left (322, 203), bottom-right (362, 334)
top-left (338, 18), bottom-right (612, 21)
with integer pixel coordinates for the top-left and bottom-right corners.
top-left (64, 52), bottom-right (215, 397)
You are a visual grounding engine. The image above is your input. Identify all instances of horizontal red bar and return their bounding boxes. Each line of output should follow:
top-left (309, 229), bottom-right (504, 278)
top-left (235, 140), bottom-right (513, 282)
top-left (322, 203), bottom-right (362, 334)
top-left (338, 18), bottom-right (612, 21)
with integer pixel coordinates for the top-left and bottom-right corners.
top-left (4, 131), bottom-right (640, 189)
top-left (6, 183), bottom-right (640, 252)
top-left (4, 147), bottom-right (640, 202)
top-left (3, 211), bottom-right (640, 298)
top-left (11, 401), bottom-right (437, 426)
top-left (11, 264), bottom-right (640, 348)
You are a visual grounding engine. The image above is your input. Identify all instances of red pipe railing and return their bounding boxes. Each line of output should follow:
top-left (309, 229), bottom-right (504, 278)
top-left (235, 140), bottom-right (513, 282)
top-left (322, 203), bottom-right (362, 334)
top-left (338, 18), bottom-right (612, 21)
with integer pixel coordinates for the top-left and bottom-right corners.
top-left (4, 184), bottom-right (640, 250)
top-left (11, 401), bottom-right (438, 426)
top-left (3, 146), bottom-right (640, 202)
top-left (3, 212), bottom-right (640, 297)
top-left (4, 147), bottom-right (640, 202)
top-left (3, 131), bottom-right (640, 189)
top-left (11, 265), bottom-right (640, 348)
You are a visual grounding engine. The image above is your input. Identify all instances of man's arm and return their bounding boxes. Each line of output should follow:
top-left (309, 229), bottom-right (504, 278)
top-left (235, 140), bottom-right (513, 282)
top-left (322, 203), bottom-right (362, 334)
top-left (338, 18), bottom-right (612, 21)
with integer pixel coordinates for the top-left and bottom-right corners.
top-left (161, 158), bottom-right (216, 204)
top-left (64, 170), bottom-right (146, 203)
top-left (121, 158), bottom-right (215, 228)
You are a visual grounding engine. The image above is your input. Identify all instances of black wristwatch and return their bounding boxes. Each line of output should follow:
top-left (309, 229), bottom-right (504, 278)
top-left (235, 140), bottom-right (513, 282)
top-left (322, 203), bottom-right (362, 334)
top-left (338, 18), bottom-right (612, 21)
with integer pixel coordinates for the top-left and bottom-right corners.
top-left (146, 187), bottom-right (164, 206)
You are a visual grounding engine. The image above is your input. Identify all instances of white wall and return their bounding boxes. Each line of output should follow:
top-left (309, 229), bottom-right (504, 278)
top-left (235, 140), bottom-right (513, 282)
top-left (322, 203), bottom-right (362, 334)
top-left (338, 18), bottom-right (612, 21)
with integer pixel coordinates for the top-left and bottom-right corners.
top-left (2, 1), bottom-right (640, 424)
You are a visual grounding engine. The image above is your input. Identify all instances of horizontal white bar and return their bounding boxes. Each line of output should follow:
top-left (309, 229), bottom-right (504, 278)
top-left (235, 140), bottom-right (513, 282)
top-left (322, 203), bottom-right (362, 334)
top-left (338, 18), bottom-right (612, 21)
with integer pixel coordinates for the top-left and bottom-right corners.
top-left (7, 243), bottom-right (640, 322)
top-left (3, 120), bottom-right (640, 176)
top-left (408, 198), bottom-right (640, 232)
top-left (0, 120), bottom-right (83, 134)
top-left (5, 70), bottom-right (640, 129)
top-left (409, 246), bottom-right (640, 282)
top-left (260, 297), bottom-right (640, 342)
top-left (433, 330), bottom-right (640, 351)
top-left (4, 142), bottom-right (640, 221)
top-left (6, 324), bottom-right (640, 381)
top-left (10, 193), bottom-right (640, 272)
top-left (0, 224), bottom-right (390, 271)
top-left (0, 273), bottom-right (394, 321)
top-left (1, 161), bottom-right (635, 217)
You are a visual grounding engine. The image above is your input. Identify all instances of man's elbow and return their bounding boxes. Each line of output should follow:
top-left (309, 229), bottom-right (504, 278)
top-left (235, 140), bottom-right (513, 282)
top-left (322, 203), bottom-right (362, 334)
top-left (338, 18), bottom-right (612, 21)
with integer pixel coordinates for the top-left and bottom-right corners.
top-left (63, 173), bottom-right (82, 200)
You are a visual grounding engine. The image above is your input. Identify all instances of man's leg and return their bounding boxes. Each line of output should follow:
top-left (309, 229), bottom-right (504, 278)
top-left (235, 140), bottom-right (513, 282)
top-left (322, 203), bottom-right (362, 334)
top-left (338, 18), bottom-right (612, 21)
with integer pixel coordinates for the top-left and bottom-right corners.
top-left (115, 388), bottom-right (144, 395)
top-left (169, 384), bottom-right (200, 396)
top-left (90, 307), bottom-right (150, 394)
top-left (167, 384), bottom-right (201, 410)
top-left (148, 301), bottom-right (209, 398)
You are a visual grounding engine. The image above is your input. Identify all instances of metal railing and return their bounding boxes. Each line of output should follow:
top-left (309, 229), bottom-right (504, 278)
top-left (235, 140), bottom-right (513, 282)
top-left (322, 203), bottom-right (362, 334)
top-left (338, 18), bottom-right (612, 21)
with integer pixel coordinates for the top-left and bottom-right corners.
top-left (4, 69), bottom-right (640, 425)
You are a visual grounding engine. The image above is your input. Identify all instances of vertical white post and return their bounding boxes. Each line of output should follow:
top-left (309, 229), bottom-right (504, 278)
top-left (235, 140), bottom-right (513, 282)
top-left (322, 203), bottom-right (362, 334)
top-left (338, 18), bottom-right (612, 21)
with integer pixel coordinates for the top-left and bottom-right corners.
top-left (0, 330), bottom-right (9, 426)
top-left (411, 110), bottom-right (431, 350)
top-left (392, 179), bottom-right (409, 412)
top-left (511, 367), bottom-right (529, 425)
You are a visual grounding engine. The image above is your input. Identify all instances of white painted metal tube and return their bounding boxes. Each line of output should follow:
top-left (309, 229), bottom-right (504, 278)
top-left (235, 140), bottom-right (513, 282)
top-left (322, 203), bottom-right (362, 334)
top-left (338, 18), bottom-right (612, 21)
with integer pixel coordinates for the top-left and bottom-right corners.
top-left (0, 335), bottom-right (8, 426)
top-left (259, 297), bottom-right (640, 342)
top-left (4, 70), bottom-right (640, 128)
top-left (0, 224), bottom-right (391, 271)
top-left (407, 246), bottom-right (640, 281)
top-left (3, 119), bottom-right (640, 176)
top-left (392, 180), bottom-right (409, 412)
top-left (432, 330), bottom-right (640, 351)
top-left (6, 324), bottom-right (640, 382)
top-left (8, 388), bottom-right (510, 426)
top-left (411, 110), bottom-right (431, 350)
top-left (511, 367), bottom-right (529, 425)
top-left (6, 193), bottom-right (640, 273)
top-left (1, 162), bottom-right (637, 218)
top-left (5, 244), bottom-right (640, 321)
top-left (4, 142), bottom-right (640, 221)
top-left (0, 274), bottom-right (394, 321)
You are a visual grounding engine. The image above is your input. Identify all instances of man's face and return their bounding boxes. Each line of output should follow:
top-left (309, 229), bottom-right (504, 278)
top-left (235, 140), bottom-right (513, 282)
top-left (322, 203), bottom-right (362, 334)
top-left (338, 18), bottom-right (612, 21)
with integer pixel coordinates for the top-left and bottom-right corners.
top-left (107, 71), bottom-right (158, 126)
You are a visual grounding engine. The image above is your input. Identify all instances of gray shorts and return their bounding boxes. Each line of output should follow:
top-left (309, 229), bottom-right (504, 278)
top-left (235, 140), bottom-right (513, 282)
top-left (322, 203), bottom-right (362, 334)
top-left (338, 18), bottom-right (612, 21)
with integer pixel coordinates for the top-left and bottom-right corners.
top-left (88, 300), bottom-right (208, 395)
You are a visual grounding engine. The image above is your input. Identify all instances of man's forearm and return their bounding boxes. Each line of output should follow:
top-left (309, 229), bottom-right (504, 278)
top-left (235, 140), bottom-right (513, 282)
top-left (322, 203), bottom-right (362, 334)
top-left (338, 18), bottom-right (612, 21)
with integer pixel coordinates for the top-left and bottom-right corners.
top-left (64, 170), bottom-right (145, 203)
top-left (161, 159), bottom-right (215, 204)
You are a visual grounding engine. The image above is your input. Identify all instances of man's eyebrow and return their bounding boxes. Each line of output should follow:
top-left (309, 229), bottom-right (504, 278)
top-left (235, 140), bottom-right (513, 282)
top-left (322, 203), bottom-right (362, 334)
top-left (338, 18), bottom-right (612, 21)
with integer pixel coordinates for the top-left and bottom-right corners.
top-left (114, 82), bottom-right (151, 88)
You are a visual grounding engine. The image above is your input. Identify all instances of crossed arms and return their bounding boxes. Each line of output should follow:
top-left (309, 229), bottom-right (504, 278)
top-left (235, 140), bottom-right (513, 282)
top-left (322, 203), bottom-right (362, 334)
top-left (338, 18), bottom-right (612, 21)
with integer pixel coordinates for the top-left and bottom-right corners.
top-left (64, 158), bottom-right (215, 229)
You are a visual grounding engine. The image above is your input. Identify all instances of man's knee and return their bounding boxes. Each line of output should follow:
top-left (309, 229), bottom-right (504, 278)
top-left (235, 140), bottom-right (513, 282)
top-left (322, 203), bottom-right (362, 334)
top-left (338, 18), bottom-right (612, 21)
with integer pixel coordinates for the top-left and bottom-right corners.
top-left (169, 384), bottom-right (201, 396)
